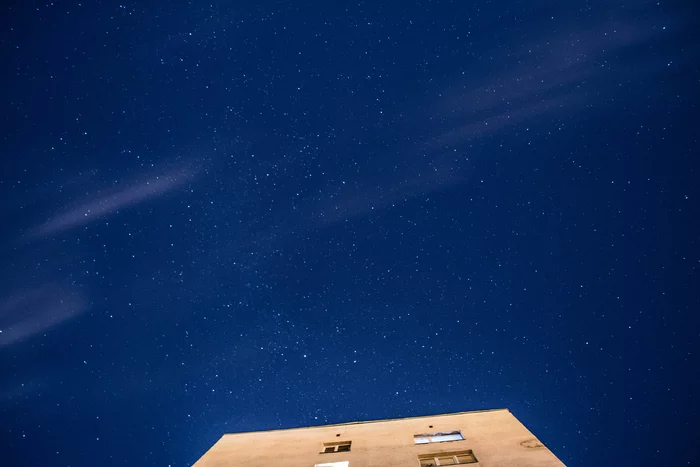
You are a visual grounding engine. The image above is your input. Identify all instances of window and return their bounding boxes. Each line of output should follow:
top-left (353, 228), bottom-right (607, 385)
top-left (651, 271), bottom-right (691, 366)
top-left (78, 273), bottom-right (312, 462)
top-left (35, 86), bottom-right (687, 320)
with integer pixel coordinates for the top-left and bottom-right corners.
top-left (315, 462), bottom-right (349, 467)
top-left (418, 450), bottom-right (477, 466)
top-left (321, 441), bottom-right (352, 453)
top-left (414, 431), bottom-right (464, 444)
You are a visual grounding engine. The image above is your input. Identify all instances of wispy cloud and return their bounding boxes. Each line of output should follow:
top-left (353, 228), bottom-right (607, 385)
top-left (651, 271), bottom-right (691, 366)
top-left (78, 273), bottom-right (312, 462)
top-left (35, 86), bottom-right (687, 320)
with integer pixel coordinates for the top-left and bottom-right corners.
top-left (280, 19), bottom-right (667, 232)
top-left (29, 162), bottom-right (197, 239)
top-left (0, 283), bottom-right (86, 348)
top-left (436, 95), bottom-right (576, 146)
top-left (300, 160), bottom-right (464, 229)
top-left (431, 19), bottom-right (663, 146)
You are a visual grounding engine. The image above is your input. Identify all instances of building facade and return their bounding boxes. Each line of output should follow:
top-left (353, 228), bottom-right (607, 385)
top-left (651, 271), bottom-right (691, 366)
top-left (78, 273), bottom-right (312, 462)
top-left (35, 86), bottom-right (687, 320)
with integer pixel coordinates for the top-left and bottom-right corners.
top-left (193, 409), bottom-right (566, 467)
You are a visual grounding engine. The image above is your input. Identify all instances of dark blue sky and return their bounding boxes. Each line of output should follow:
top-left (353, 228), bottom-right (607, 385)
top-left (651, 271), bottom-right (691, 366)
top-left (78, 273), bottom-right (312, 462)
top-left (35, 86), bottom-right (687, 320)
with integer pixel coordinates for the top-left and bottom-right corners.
top-left (1, 1), bottom-right (698, 466)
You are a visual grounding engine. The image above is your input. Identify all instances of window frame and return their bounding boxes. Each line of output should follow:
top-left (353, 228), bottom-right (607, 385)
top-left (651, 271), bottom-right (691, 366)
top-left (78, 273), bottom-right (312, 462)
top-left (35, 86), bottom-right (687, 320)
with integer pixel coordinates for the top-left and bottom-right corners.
top-left (320, 441), bottom-right (352, 454)
top-left (314, 462), bottom-right (349, 467)
top-left (418, 449), bottom-right (478, 466)
top-left (413, 430), bottom-right (465, 444)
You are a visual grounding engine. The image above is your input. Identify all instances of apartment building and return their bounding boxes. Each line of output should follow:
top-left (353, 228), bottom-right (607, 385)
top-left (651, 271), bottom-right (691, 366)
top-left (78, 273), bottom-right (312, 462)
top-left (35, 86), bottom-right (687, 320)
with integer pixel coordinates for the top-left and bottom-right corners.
top-left (193, 408), bottom-right (566, 466)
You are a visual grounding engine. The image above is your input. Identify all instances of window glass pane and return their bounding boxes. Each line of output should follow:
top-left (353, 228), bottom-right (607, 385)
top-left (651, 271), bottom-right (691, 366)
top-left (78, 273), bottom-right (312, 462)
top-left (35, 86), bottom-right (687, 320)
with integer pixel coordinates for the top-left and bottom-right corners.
top-left (456, 453), bottom-right (476, 463)
top-left (420, 459), bottom-right (437, 467)
top-left (337, 444), bottom-right (351, 452)
top-left (315, 462), bottom-right (348, 467)
top-left (437, 456), bottom-right (457, 466)
top-left (414, 436), bottom-right (430, 444)
top-left (431, 433), bottom-right (463, 442)
top-left (324, 447), bottom-right (336, 453)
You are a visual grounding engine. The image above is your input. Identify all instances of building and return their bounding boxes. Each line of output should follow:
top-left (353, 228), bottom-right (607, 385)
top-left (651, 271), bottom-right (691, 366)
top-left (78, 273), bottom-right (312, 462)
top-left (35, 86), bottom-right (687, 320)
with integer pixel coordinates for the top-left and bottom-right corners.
top-left (193, 408), bottom-right (566, 466)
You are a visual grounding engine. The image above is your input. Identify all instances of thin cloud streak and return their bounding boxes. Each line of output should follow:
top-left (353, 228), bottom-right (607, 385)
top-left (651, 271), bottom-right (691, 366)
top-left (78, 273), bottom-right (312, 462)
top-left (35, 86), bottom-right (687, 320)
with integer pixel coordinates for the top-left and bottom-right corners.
top-left (0, 284), bottom-right (86, 348)
top-left (432, 19), bottom-right (666, 147)
top-left (436, 95), bottom-right (577, 146)
top-left (436, 19), bottom-right (658, 118)
top-left (302, 162), bottom-right (465, 229)
top-left (30, 163), bottom-right (197, 239)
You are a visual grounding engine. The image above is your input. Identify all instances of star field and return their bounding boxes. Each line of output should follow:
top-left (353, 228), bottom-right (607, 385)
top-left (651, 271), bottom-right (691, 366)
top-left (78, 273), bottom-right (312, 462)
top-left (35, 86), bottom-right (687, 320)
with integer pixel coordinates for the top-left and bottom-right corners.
top-left (1, 1), bottom-right (698, 466)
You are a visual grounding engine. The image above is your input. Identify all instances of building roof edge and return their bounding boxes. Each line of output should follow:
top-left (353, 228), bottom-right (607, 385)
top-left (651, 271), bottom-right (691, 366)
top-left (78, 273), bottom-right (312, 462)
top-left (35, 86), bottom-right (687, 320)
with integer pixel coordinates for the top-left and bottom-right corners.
top-left (221, 408), bottom-right (510, 438)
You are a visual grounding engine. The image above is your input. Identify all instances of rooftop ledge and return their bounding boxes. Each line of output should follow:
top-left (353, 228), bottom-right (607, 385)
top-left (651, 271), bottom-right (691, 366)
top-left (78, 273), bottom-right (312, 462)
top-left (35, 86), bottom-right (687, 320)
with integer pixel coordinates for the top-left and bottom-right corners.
top-left (221, 408), bottom-right (510, 438)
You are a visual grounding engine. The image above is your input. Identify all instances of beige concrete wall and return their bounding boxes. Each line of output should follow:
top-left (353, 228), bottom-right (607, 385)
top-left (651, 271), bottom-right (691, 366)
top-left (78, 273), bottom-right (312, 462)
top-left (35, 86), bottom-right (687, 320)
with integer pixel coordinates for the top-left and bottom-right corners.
top-left (193, 409), bottom-right (566, 467)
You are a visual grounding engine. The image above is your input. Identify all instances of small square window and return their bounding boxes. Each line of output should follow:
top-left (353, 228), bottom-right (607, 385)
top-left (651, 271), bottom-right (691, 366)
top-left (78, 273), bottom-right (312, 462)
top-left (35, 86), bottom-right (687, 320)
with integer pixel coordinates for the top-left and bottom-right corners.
top-left (438, 457), bottom-right (457, 466)
top-left (321, 441), bottom-right (352, 454)
top-left (456, 453), bottom-right (476, 463)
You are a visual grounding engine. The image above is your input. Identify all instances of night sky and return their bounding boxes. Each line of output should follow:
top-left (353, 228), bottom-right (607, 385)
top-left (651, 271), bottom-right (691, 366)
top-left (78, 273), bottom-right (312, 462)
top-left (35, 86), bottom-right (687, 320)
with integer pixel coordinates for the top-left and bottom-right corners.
top-left (1, 1), bottom-right (698, 466)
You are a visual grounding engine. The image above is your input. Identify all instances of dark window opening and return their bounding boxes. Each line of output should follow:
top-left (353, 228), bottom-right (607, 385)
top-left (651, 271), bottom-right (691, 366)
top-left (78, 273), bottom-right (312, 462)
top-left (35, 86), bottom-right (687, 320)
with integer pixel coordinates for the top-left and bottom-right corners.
top-left (321, 441), bottom-right (352, 454)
